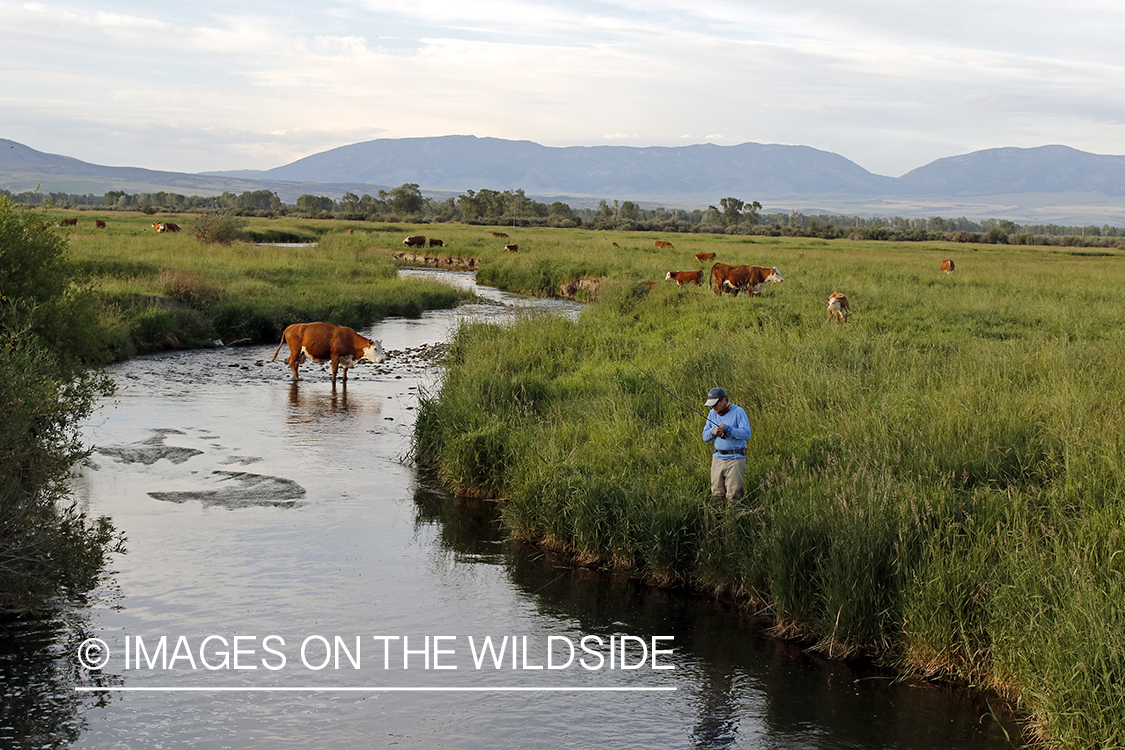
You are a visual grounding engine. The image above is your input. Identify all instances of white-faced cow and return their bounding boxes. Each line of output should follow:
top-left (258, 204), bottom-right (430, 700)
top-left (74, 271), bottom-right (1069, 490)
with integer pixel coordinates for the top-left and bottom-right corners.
top-left (694, 252), bottom-right (716, 262)
top-left (941, 259), bottom-right (955, 274)
top-left (665, 269), bottom-right (703, 286)
top-left (505, 244), bottom-right (518, 252)
top-left (428, 238), bottom-right (445, 247)
top-left (827, 292), bottom-right (850, 323)
top-left (403, 235), bottom-right (427, 248)
top-left (709, 263), bottom-right (783, 297)
top-left (271, 322), bottom-right (385, 385)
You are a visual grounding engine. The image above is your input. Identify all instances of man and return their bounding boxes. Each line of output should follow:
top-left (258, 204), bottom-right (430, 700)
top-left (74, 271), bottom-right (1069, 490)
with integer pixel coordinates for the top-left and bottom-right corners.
top-left (702, 387), bottom-right (751, 503)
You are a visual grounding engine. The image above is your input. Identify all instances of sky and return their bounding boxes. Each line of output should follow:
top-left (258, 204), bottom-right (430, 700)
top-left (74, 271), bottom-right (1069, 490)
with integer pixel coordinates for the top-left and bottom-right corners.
top-left (4, 0), bottom-right (1124, 178)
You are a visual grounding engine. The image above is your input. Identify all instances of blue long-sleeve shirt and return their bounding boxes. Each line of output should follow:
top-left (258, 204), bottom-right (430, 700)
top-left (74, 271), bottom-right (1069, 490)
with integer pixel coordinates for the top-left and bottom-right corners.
top-left (702, 404), bottom-right (751, 459)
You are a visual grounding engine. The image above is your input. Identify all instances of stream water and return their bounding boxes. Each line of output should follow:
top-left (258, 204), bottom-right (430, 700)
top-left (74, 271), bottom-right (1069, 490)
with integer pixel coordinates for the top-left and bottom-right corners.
top-left (0, 270), bottom-right (1023, 748)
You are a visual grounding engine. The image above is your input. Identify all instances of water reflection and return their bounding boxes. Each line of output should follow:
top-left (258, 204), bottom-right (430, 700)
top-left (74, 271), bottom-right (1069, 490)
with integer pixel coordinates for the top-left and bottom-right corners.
top-left (411, 482), bottom-right (1025, 749)
top-left (0, 613), bottom-right (123, 750)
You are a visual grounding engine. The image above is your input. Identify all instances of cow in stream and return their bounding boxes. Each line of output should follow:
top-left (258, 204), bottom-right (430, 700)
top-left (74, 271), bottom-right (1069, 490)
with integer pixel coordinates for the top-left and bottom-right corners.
top-left (271, 322), bottom-right (385, 385)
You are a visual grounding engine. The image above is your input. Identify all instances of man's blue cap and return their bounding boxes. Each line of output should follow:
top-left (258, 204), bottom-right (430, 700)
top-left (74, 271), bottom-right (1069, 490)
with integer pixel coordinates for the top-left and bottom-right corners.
top-left (705, 387), bottom-right (727, 407)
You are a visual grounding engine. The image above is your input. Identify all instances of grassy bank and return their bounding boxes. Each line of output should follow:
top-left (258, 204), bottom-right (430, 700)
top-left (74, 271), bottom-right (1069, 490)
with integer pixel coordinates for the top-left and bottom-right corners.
top-left (55, 213), bottom-right (477, 359)
top-left (412, 232), bottom-right (1125, 747)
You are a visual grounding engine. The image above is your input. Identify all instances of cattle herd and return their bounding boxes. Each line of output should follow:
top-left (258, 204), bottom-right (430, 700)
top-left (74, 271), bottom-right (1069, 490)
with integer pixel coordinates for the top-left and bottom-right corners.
top-left (655, 242), bottom-right (958, 325)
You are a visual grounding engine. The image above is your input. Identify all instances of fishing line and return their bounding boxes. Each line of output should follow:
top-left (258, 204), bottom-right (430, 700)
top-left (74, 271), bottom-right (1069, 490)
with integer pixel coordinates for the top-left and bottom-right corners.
top-left (623, 357), bottom-right (721, 428)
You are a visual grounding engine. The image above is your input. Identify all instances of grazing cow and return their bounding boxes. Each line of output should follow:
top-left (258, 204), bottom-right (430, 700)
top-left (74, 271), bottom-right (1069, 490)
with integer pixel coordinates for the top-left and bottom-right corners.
top-left (270, 322), bottom-right (385, 385)
top-left (655, 240), bottom-right (674, 249)
top-left (941, 259), bottom-right (955, 274)
top-left (665, 270), bottom-right (703, 286)
top-left (59, 218), bottom-right (78, 226)
top-left (612, 242), bottom-right (619, 247)
top-left (403, 235), bottom-right (427, 248)
top-left (648, 281), bottom-right (656, 292)
top-left (504, 244), bottom-right (518, 253)
top-left (709, 263), bottom-right (783, 297)
top-left (492, 232), bottom-right (509, 238)
top-left (163, 222), bottom-right (182, 232)
top-left (429, 238), bottom-right (445, 247)
top-left (827, 292), bottom-right (850, 323)
top-left (94, 219), bottom-right (107, 229)
top-left (694, 252), bottom-right (716, 262)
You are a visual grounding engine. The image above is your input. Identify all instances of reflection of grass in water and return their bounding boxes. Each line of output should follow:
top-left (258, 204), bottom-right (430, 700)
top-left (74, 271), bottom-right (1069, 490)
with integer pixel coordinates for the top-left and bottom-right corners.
top-left (148, 471), bottom-right (306, 509)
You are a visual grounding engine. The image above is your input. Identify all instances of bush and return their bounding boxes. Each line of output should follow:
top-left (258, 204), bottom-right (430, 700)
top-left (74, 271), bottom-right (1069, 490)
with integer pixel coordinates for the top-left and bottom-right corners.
top-left (192, 211), bottom-right (246, 244)
top-left (0, 198), bottom-right (124, 613)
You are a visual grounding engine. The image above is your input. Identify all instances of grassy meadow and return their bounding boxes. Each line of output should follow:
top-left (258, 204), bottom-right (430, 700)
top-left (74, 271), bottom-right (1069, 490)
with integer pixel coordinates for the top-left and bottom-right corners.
top-left (46, 209), bottom-right (1125, 745)
top-left (53, 212), bottom-right (478, 359)
top-left (409, 229), bottom-right (1125, 747)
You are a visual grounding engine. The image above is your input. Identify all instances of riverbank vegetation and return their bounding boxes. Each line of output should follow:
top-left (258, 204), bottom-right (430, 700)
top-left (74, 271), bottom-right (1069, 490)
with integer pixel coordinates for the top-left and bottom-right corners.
top-left (58, 213), bottom-right (473, 359)
top-left (411, 231), bottom-right (1125, 747)
top-left (0, 198), bottom-right (123, 614)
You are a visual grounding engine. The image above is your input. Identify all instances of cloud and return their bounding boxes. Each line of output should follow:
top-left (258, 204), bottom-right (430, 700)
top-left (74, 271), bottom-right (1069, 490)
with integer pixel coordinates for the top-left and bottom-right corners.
top-left (3, 0), bottom-right (1125, 175)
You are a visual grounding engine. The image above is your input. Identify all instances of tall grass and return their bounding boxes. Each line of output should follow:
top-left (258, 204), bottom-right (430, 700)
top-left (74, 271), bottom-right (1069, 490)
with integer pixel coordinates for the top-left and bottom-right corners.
top-left (414, 234), bottom-right (1125, 747)
top-left (59, 214), bottom-right (474, 357)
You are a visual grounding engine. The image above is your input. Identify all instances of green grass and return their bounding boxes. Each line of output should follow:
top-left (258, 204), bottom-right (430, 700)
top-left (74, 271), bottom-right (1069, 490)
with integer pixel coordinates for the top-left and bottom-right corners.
top-left (412, 231), bottom-right (1125, 748)
top-left (56, 213), bottom-right (475, 357)
top-left (49, 210), bottom-right (1125, 745)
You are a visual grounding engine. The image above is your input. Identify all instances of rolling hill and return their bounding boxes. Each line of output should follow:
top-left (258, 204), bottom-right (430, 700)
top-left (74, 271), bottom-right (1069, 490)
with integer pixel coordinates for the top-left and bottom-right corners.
top-left (5, 136), bottom-right (1125, 223)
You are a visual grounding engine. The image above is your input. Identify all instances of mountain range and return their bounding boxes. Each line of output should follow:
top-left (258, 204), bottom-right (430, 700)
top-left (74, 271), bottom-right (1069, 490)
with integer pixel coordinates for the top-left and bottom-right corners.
top-left (5, 135), bottom-right (1125, 224)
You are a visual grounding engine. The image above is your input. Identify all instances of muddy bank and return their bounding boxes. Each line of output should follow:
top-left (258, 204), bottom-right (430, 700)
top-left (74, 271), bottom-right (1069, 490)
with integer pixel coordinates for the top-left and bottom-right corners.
top-left (393, 250), bottom-right (480, 270)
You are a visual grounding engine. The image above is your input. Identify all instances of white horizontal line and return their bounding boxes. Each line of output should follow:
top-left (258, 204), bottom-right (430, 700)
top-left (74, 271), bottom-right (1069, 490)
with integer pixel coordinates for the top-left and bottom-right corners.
top-left (76, 686), bottom-right (676, 693)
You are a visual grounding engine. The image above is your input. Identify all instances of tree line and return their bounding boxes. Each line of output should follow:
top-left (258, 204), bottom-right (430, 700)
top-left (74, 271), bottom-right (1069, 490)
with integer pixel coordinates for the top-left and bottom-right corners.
top-left (4, 185), bottom-right (1123, 246)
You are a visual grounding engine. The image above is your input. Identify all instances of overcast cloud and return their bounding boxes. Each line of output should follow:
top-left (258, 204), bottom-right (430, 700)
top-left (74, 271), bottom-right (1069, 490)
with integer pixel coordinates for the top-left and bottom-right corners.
top-left (3, 0), bottom-right (1123, 177)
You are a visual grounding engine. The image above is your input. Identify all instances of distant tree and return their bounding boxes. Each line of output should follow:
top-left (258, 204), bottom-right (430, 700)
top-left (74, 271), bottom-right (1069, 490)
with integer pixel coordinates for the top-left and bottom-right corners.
top-left (295, 194), bottom-right (335, 214)
top-left (387, 184), bottom-right (424, 215)
top-left (743, 200), bottom-right (762, 226)
top-left (719, 197), bottom-right (744, 225)
top-left (619, 201), bottom-right (639, 223)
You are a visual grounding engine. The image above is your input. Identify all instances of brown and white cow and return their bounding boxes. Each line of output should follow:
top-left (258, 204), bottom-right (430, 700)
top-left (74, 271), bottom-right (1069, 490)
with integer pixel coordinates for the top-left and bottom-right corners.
top-left (59, 218), bottom-right (78, 226)
top-left (694, 252), bottom-right (716, 262)
top-left (941, 259), bottom-right (955, 274)
top-left (709, 263), bottom-right (783, 297)
top-left (403, 235), bottom-right (427, 248)
top-left (827, 292), bottom-right (850, 323)
top-left (505, 244), bottom-right (518, 252)
top-left (270, 322), bottom-right (385, 385)
top-left (94, 219), bottom-right (107, 229)
top-left (428, 238), bottom-right (445, 247)
top-left (655, 240), bottom-right (674, 249)
top-left (665, 269), bottom-right (703, 286)
top-left (492, 232), bottom-right (509, 238)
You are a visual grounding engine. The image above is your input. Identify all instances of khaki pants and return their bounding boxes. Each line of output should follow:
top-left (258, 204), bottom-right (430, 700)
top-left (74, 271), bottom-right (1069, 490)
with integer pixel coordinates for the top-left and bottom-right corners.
top-left (710, 456), bottom-right (746, 502)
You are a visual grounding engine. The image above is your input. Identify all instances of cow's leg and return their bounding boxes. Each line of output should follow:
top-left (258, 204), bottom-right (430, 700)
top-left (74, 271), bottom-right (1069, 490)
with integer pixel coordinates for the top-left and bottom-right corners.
top-left (331, 356), bottom-right (340, 385)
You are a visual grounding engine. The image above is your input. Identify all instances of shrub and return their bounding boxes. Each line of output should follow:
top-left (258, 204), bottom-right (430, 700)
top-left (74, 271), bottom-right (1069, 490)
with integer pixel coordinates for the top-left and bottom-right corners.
top-left (192, 211), bottom-right (246, 244)
top-left (0, 198), bottom-right (124, 613)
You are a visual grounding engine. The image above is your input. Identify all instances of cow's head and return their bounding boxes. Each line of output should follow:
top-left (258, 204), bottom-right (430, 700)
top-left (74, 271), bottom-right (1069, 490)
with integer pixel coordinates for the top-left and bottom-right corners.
top-left (362, 339), bottom-right (386, 364)
top-left (765, 267), bottom-right (783, 283)
top-left (664, 271), bottom-right (674, 280)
